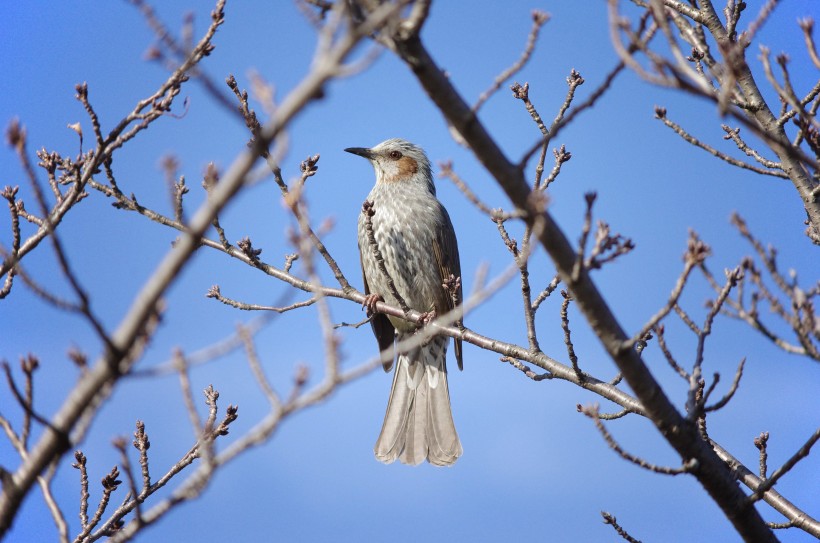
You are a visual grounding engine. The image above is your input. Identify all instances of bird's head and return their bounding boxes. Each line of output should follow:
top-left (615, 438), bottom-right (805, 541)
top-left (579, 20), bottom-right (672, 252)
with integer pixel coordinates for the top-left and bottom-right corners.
top-left (345, 138), bottom-right (434, 192)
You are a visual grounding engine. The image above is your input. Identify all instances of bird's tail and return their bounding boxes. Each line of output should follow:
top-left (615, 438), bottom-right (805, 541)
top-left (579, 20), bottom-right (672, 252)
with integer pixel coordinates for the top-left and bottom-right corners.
top-left (374, 335), bottom-right (462, 466)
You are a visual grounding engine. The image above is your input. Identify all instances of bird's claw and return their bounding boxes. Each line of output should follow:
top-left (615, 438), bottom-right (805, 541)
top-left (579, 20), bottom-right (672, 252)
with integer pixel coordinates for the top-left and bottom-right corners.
top-left (362, 293), bottom-right (384, 315)
top-left (418, 309), bottom-right (437, 327)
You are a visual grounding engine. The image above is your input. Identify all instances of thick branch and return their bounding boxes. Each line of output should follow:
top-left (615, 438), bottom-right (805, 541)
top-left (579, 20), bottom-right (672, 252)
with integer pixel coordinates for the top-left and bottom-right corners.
top-left (389, 31), bottom-right (776, 542)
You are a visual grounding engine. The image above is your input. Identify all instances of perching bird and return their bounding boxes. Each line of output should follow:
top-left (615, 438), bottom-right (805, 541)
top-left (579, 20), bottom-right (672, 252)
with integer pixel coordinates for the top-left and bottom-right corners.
top-left (346, 138), bottom-right (463, 467)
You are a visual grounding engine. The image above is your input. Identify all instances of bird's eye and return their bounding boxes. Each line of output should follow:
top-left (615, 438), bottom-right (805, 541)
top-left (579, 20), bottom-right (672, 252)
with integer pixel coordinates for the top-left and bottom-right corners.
top-left (388, 150), bottom-right (402, 160)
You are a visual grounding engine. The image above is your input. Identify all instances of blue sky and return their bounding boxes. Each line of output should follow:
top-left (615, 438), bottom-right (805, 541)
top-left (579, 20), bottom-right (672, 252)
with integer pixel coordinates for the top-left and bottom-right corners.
top-left (2, 1), bottom-right (818, 542)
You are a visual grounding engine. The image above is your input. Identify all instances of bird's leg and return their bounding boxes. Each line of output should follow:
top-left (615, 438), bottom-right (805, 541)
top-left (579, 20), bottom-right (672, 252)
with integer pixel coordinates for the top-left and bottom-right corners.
top-left (415, 308), bottom-right (438, 346)
top-left (362, 293), bottom-right (384, 315)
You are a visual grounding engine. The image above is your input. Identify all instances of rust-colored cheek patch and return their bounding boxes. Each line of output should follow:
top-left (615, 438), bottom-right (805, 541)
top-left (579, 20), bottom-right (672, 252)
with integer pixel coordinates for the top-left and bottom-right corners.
top-left (395, 156), bottom-right (418, 178)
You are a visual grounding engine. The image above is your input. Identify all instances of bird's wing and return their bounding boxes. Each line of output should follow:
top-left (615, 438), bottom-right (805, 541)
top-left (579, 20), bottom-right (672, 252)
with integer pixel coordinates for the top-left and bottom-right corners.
top-left (432, 205), bottom-right (463, 370)
top-left (360, 252), bottom-right (396, 372)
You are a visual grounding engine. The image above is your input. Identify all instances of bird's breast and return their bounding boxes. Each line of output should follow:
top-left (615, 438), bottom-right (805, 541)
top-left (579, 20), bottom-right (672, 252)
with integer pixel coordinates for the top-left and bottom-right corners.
top-left (358, 186), bottom-right (443, 321)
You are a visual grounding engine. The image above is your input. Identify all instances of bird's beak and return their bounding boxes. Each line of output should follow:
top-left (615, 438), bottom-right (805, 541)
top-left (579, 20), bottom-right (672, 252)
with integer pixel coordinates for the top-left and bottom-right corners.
top-left (344, 147), bottom-right (375, 160)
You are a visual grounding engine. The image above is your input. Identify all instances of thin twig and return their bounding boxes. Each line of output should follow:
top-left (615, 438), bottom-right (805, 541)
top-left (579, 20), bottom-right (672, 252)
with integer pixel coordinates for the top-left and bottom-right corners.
top-left (654, 108), bottom-right (788, 178)
top-left (579, 404), bottom-right (692, 475)
top-left (473, 10), bottom-right (550, 113)
top-left (206, 285), bottom-right (317, 312)
top-left (601, 511), bottom-right (643, 543)
top-left (561, 291), bottom-right (583, 382)
top-left (750, 427), bottom-right (820, 503)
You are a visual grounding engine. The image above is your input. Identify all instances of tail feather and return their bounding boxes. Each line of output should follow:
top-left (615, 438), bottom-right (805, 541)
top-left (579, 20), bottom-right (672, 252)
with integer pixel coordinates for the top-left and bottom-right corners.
top-left (374, 336), bottom-right (462, 466)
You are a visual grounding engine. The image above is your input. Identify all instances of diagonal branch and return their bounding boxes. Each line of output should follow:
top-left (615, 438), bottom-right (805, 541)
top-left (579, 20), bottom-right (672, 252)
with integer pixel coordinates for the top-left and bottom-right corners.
top-left (388, 29), bottom-right (778, 543)
top-left (0, 1), bottom-right (403, 534)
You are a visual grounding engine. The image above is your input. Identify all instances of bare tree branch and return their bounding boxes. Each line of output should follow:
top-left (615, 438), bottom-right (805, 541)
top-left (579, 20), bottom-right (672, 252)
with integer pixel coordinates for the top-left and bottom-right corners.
top-left (385, 22), bottom-right (780, 541)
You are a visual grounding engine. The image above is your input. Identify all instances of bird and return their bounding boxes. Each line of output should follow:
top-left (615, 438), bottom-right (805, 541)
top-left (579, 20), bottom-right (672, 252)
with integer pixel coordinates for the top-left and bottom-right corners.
top-left (345, 138), bottom-right (463, 466)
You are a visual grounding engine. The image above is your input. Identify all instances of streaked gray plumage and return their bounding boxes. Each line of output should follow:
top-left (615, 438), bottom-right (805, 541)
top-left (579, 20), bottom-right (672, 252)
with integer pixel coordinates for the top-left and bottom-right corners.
top-left (346, 138), bottom-right (463, 467)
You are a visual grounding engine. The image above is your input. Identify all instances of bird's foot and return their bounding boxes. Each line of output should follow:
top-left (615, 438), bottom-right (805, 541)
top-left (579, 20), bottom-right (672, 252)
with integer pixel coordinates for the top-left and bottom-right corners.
top-left (362, 293), bottom-right (384, 315)
top-left (418, 309), bottom-right (437, 327)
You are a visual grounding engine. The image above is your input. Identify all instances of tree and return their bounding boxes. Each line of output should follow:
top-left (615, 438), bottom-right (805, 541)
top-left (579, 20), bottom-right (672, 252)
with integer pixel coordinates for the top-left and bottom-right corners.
top-left (1, 1), bottom-right (817, 541)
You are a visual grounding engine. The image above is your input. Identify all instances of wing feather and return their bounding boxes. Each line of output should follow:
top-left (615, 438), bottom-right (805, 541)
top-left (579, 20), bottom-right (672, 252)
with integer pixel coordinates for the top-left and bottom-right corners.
top-left (361, 253), bottom-right (396, 371)
top-left (432, 205), bottom-right (463, 370)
